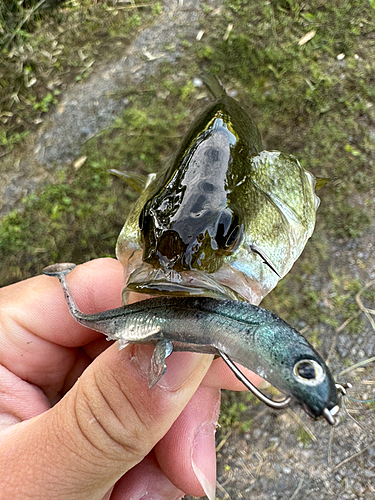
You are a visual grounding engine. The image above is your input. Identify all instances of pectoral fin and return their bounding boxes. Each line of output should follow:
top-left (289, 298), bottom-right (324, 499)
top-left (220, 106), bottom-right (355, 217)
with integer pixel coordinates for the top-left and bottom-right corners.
top-left (148, 339), bottom-right (174, 388)
top-left (108, 169), bottom-right (149, 193)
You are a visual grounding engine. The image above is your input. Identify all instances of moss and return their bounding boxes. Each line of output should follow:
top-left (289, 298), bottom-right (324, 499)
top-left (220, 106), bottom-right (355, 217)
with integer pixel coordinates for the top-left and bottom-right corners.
top-left (296, 426), bottom-right (314, 446)
top-left (219, 391), bottom-right (258, 431)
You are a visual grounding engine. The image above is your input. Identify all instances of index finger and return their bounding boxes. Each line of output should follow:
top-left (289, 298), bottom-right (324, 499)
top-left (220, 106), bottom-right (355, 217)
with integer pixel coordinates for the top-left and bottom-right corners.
top-left (0, 258), bottom-right (123, 348)
top-left (0, 259), bottom-right (123, 391)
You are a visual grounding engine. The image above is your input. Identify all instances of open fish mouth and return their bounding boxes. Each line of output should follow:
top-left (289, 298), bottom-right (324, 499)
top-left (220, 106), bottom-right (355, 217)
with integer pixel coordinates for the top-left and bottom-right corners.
top-left (120, 247), bottom-right (271, 305)
top-left (123, 261), bottom-right (244, 302)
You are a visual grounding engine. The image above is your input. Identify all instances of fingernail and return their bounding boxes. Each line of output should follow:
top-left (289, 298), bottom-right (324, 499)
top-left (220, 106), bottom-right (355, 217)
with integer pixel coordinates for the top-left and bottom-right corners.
top-left (135, 347), bottom-right (212, 392)
top-left (192, 421), bottom-right (217, 500)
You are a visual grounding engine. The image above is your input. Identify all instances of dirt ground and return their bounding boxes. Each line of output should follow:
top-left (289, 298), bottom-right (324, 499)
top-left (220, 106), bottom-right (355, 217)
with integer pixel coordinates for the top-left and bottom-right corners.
top-left (1, 1), bottom-right (375, 499)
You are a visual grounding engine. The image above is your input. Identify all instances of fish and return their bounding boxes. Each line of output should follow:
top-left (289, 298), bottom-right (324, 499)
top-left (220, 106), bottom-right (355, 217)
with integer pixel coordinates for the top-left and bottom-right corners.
top-left (115, 75), bottom-right (322, 305)
top-left (43, 263), bottom-right (340, 424)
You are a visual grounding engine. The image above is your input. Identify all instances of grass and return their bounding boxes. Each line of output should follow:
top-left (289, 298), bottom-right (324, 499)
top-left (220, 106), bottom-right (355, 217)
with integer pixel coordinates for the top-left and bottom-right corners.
top-left (0, 0), bottom-right (162, 156)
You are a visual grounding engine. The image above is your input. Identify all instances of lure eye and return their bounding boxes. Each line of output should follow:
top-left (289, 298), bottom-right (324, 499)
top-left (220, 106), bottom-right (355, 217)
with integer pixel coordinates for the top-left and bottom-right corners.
top-left (293, 359), bottom-right (325, 386)
top-left (297, 361), bottom-right (316, 379)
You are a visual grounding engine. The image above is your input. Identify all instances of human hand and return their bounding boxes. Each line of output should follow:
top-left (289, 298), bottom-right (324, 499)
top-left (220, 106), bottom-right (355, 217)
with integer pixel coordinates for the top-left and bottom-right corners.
top-left (0, 258), bottom-right (263, 500)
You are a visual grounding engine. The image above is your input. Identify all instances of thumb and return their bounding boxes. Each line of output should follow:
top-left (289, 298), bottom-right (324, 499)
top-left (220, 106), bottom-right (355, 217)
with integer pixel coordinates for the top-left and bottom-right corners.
top-left (1, 343), bottom-right (213, 500)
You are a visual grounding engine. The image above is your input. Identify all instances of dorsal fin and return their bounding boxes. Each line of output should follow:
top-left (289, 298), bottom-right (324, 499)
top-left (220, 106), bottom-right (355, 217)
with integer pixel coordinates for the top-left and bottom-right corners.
top-left (202, 74), bottom-right (227, 100)
top-left (108, 169), bottom-right (148, 194)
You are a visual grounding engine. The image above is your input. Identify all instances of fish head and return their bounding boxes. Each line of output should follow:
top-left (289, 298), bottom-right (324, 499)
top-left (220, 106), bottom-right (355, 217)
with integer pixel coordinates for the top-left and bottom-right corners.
top-left (137, 120), bottom-right (244, 276)
top-left (231, 315), bottom-right (339, 423)
top-left (263, 332), bottom-right (340, 423)
top-left (116, 88), bottom-right (321, 304)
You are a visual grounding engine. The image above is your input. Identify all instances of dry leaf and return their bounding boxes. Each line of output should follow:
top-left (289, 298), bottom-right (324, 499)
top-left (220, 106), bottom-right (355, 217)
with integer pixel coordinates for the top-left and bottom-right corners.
top-left (298, 30), bottom-right (316, 46)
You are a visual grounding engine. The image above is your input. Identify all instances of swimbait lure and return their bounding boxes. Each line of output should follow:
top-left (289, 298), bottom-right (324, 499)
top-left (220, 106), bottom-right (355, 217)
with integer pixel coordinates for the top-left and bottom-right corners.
top-left (43, 263), bottom-right (340, 425)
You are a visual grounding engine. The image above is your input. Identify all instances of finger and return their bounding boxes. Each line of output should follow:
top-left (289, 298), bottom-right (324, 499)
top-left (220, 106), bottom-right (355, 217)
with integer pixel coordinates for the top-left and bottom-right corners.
top-left (155, 385), bottom-right (220, 500)
top-left (203, 357), bottom-right (264, 390)
top-left (0, 364), bottom-right (50, 427)
top-left (0, 342), bottom-right (213, 500)
top-left (0, 258), bottom-right (123, 347)
top-left (111, 452), bottom-right (184, 500)
top-left (0, 259), bottom-right (123, 392)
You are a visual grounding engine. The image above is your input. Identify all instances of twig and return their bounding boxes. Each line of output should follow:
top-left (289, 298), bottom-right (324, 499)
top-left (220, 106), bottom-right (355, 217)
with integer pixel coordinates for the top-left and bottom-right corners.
top-left (328, 280), bottom-right (375, 365)
top-left (216, 430), bottom-right (232, 453)
top-left (238, 457), bottom-right (255, 481)
top-left (327, 425), bottom-right (335, 465)
top-left (286, 408), bottom-right (317, 442)
top-left (216, 481), bottom-right (233, 500)
top-left (338, 355), bottom-right (375, 377)
top-left (289, 475), bottom-right (306, 500)
top-left (220, 468), bottom-right (234, 488)
top-left (254, 452), bottom-right (265, 478)
top-left (356, 280), bottom-right (375, 332)
top-left (333, 440), bottom-right (375, 471)
top-left (326, 313), bottom-right (361, 365)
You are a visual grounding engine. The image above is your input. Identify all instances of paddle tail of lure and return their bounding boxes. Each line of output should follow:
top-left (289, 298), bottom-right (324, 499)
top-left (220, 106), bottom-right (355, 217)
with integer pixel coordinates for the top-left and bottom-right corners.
top-left (43, 263), bottom-right (340, 424)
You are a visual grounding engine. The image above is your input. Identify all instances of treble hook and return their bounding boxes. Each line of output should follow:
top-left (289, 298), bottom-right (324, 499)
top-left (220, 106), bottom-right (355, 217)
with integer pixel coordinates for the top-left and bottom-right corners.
top-left (219, 351), bottom-right (291, 409)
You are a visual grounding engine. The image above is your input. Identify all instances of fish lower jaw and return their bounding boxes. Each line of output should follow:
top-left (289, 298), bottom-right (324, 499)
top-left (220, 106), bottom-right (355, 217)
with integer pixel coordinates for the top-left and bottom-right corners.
top-left (124, 264), bottom-right (243, 300)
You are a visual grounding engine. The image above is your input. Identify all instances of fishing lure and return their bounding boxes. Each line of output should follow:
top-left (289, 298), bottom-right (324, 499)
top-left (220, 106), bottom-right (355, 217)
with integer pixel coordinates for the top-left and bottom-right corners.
top-left (43, 263), bottom-right (340, 424)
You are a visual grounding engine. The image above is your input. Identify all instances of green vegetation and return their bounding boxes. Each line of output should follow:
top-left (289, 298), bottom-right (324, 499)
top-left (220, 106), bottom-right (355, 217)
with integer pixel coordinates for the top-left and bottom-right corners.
top-left (295, 426), bottom-right (314, 446)
top-left (219, 392), bottom-right (257, 432)
top-left (0, 0), bottom-right (162, 156)
top-left (0, 162), bottom-right (122, 283)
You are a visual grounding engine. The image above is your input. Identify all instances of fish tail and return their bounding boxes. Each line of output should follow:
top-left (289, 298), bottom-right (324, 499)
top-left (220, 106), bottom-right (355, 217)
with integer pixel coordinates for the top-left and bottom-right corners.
top-left (202, 74), bottom-right (227, 99)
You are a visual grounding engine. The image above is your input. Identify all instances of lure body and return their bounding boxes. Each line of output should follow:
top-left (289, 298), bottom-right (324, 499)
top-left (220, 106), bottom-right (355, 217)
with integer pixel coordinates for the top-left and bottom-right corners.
top-left (43, 263), bottom-right (339, 423)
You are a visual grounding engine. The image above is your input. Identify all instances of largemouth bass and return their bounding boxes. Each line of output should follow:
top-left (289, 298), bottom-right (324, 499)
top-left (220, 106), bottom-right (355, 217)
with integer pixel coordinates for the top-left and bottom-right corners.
top-left (116, 76), bottom-right (321, 305)
top-left (43, 263), bottom-right (339, 424)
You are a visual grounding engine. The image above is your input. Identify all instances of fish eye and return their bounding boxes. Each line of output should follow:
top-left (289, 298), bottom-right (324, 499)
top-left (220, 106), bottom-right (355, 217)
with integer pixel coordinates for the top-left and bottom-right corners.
top-left (293, 359), bottom-right (325, 386)
top-left (215, 209), bottom-right (242, 250)
top-left (138, 204), bottom-right (152, 232)
top-left (226, 224), bottom-right (242, 247)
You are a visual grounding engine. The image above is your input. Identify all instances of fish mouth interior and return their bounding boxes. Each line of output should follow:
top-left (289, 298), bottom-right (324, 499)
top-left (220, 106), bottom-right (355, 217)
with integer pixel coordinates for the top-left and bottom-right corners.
top-left (124, 262), bottom-right (243, 301)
